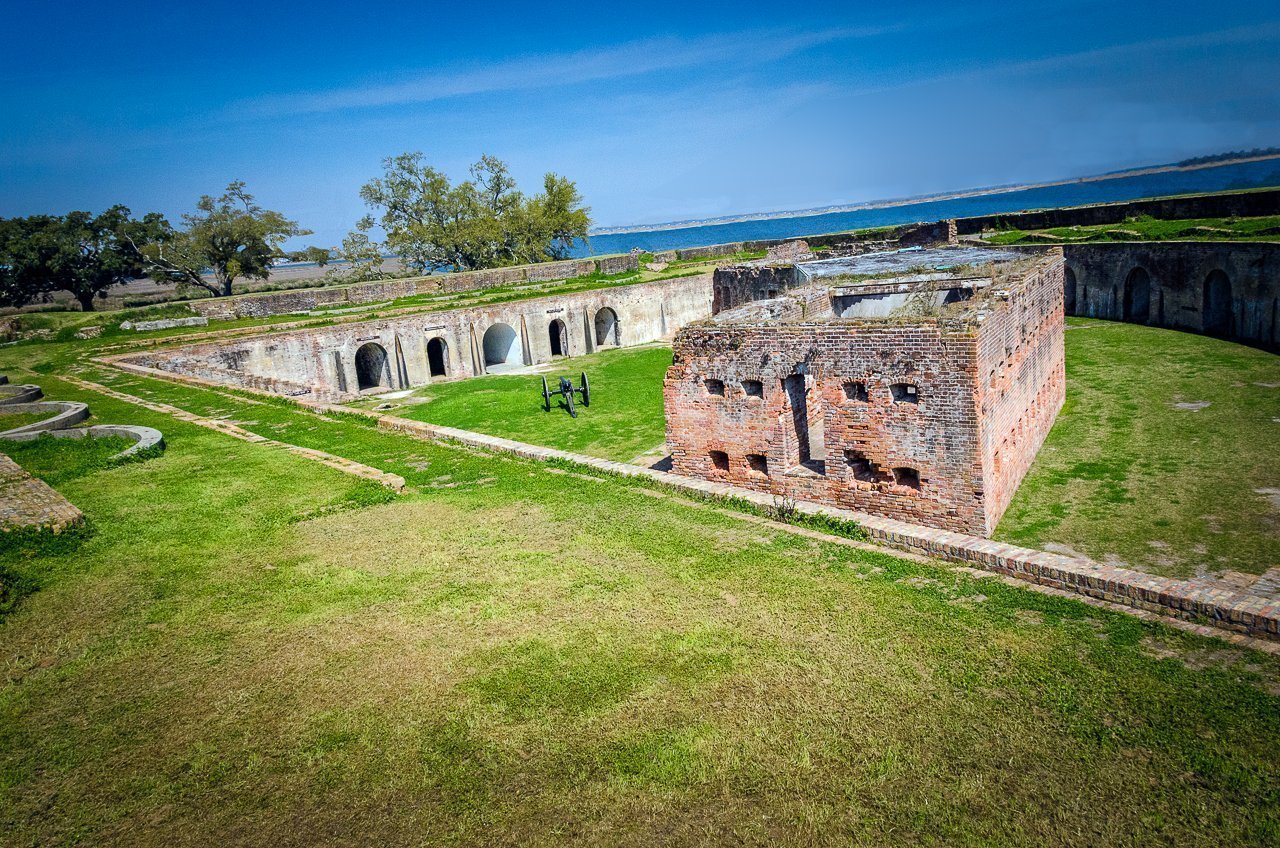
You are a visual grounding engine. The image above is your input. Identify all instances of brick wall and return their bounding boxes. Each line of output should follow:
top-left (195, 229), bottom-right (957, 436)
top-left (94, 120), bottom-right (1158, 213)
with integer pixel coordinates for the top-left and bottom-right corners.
top-left (1049, 241), bottom-right (1280, 350)
top-left (975, 253), bottom-right (1067, 529)
top-left (665, 253), bottom-right (1065, 536)
top-left (712, 265), bottom-right (799, 313)
top-left (128, 273), bottom-right (712, 399)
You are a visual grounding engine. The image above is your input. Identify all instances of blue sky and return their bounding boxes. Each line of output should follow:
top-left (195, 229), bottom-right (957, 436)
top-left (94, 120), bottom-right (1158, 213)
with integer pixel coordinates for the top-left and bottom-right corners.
top-left (2, 0), bottom-right (1278, 246)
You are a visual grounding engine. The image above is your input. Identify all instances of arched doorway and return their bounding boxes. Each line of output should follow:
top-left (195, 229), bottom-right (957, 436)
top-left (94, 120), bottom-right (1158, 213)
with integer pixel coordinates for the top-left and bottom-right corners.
top-left (427, 336), bottom-right (448, 377)
top-left (355, 342), bottom-right (391, 391)
top-left (482, 323), bottom-right (520, 371)
top-left (1063, 266), bottom-right (1077, 315)
top-left (594, 307), bottom-right (619, 346)
top-left (1122, 267), bottom-right (1151, 324)
top-left (548, 319), bottom-right (567, 357)
top-left (1203, 270), bottom-right (1233, 337)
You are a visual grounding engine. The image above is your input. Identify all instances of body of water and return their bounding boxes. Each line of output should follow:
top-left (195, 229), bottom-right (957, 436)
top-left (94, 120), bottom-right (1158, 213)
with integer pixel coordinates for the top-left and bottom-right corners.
top-left (576, 158), bottom-right (1280, 256)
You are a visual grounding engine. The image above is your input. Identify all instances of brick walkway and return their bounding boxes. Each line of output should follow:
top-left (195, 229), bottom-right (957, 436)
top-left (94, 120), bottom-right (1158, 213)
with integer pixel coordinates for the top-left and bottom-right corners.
top-left (0, 453), bottom-right (83, 533)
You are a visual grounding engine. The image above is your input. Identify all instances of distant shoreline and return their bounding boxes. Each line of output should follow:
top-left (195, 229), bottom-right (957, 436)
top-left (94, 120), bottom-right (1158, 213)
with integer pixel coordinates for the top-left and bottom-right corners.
top-left (590, 154), bottom-right (1280, 236)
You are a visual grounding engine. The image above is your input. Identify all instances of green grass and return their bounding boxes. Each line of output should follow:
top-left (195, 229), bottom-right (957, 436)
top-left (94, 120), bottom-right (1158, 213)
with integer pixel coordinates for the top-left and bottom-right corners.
top-left (986, 215), bottom-right (1280, 244)
top-left (996, 318), bottom-right (1280, 576)
top-left (351, 323), bottom-right (1280, 578)
top-left (1, 433), bottom-right (137, 486)
top-left (0, 410), bottom-right (56, 432)
top-left (0, 329), bottom-right (1278, 845)
top-left (351, 344), bottom-right (673, 462)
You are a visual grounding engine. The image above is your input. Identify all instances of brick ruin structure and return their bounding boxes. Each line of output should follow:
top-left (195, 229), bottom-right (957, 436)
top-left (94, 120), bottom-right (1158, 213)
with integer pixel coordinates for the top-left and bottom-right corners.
top-left (664, 246), bottom-right (1066, 536)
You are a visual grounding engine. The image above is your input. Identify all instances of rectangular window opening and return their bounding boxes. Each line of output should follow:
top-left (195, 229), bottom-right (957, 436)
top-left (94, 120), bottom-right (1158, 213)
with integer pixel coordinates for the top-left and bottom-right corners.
top-left (890, 383), bottom-right (919, 404)
top-left (893, 467), bottom-right (922, 491)
top-left (843, 381), bottom-right (868, 402)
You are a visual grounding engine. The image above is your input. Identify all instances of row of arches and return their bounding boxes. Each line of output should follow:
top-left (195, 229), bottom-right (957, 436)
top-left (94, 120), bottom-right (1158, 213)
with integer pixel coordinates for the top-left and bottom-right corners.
top-left (351, 306), bottom-right (622, 391)
top-left (1063, 265), bottom-right (1235, 339)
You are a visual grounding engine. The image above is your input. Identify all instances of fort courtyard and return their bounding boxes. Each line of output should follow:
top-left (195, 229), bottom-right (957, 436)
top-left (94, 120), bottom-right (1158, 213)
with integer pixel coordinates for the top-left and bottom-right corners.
top-left (1, 187), bottom-right (1279, 845)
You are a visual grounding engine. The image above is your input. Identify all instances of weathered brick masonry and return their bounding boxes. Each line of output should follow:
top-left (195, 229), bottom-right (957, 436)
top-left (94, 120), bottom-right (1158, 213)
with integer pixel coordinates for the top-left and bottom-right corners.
top-left (1053, 241), bottom-right (1280, 350)
top-left (126, 274), bottom-right (712, 401)
top-left (665, 251), bottom-right (1065, 536)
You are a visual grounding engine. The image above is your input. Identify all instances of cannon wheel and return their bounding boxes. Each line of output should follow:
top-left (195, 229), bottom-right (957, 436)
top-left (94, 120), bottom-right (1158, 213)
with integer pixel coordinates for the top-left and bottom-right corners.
top-left (541, 376), bottom-right (551, 412)
top-left (565, 387), bottom-right (577, 418)
top-left (580, 372), bottom-right (590, 407)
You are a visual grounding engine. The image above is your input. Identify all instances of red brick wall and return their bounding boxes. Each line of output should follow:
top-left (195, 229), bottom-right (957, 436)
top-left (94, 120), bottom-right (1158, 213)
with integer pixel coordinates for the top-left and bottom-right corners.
top-left (976, 252), bottom-right (1067, 531)
top-left (665, 253), bottom-right (1065, 536)
top-left (664, 321), bottom-right (989, 533)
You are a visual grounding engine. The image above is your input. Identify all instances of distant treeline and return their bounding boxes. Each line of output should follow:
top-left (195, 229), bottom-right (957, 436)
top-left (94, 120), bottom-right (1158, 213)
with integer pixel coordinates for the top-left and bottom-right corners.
top-left (1177, 148), bottom-right (1280, 167)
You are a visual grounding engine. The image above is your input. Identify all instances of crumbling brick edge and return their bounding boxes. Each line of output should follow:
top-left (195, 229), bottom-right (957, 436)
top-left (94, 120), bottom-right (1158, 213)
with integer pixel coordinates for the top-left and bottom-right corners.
top-left (316, 404), bottom-right (1278, 645)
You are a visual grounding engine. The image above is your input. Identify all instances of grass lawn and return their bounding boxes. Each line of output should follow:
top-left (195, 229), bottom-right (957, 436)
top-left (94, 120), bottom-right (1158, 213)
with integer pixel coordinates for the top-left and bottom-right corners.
top-left (349, 322), bottom-right (1280, 578)
top-left (0, 353), bottom-right (1277, 846)
top-left (996, 319), bottom-right (1280, 577)
top-left (0, 409), bottom-right (58, 432)
top-left (350, 344), bottom-right (674, 463)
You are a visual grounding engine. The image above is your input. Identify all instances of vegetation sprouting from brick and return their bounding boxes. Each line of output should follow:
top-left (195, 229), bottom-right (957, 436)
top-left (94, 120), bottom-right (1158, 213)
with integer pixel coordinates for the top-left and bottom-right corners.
top-left (985, 214), bottom-right (1280, 245)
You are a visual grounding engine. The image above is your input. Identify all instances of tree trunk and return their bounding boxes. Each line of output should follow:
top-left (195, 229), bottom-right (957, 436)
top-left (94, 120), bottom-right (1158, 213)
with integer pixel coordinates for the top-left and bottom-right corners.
top-left (76, 291), bottom-right (96, 312)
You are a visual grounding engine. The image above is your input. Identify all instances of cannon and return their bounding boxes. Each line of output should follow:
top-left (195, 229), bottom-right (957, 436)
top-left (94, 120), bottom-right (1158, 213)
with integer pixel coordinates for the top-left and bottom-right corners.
top-left (541, 372), bottom-right (591, 418)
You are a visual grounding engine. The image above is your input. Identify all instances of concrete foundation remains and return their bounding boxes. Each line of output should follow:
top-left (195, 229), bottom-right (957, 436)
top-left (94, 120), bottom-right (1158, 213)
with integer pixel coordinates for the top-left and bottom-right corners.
top-left (665, 246), bottom-right (1066, 536)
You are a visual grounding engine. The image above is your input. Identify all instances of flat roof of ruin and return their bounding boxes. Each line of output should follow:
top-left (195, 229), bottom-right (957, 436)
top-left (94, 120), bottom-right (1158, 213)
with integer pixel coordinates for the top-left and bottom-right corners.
top-left (796, 245), bottom-right (1025, 280)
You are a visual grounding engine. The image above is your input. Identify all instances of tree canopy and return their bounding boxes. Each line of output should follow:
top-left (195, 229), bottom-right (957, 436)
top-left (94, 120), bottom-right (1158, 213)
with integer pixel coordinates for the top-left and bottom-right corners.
top-left (137, 182), bottom-right (312, 298)
top-left (358, 153), bottom-right (591, 273)
top-left (0, 206), bottom-right (165, 311)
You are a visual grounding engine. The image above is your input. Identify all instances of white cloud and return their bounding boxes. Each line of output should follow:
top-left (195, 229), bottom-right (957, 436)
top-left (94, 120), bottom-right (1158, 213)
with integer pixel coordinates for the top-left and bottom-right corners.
top-left (234, 25), bottom-right (900, 116)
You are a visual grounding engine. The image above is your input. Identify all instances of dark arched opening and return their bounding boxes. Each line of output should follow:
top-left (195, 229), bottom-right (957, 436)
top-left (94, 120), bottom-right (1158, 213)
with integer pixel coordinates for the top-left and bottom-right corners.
top-left (482, 323), bottom-right (519, 369)
top-left (1203, 270), bottom-right (1233, 337)
top-left (1123, 267), bottom-right (1151, 324)
top-left (355, 342), bottom-right (391, 391)
top-left (594, 307), bottom-right (619, 346)
top-left (427, 336), bottom-right (448, 377)
top-left (1063, 266), bottom-right (1077, 315)
top-left (549, 319), bottom-right (567, 357)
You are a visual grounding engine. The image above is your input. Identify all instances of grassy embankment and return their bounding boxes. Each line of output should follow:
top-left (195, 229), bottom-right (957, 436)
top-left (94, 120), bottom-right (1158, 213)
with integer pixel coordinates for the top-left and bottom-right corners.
top-left (359, 321), bottom-right (1280, 578)
top-left (1, 249), bottom-right (758, 344)
top-left (0, 336), bottom-right (1277, 845)
top-left (984, 214), bottom-right (1280, 244)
